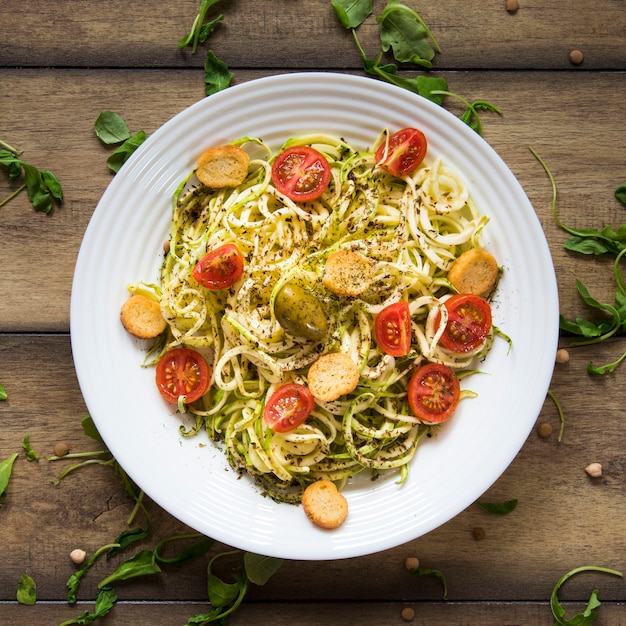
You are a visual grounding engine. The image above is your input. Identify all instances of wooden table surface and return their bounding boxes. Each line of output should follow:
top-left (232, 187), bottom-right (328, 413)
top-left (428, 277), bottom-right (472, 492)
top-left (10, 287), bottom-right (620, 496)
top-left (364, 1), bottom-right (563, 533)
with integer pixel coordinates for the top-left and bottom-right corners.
top-left (2, 1), bottom-right (626, 624)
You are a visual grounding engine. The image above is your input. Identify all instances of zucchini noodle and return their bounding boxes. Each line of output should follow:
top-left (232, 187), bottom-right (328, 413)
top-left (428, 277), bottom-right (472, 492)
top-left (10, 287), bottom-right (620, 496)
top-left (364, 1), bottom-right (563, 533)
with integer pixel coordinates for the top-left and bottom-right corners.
top-left (140, 130), bottom-right (496, 504)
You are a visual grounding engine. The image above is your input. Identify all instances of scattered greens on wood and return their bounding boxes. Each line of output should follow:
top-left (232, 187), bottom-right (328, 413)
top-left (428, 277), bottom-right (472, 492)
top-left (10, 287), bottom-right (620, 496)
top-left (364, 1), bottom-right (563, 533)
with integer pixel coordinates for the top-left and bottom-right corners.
top-left (60, 586), bottom-right (118, 626)
top-left (406, 562), bottom-right (448, 600)
top-left (547, 390), bottom-right (565, 442)
top-left (16, 573), bottom-right (37, 605)
top-left (0, 382), bottom-right (7, 400)
top-left (204, 50), bottom-right (233, 95)
top-left (531, 147), bottom-right (626, 374)
top-left (0, 139), bottom-right (63, 213)
top-left (179, 0), bottom-right (224, 54)
top-left (550, 565), bottom-right (623, 626)
top-left (22, 435), bottom-right (39, 461)
top-left (332, 0), bottom-right (501, 134)
top-left (94, 112), bottom-right (147, 174)
top-left (0, 452), bottom-right (18, 507)
top-left (475, 498), bottom-right (518, 515)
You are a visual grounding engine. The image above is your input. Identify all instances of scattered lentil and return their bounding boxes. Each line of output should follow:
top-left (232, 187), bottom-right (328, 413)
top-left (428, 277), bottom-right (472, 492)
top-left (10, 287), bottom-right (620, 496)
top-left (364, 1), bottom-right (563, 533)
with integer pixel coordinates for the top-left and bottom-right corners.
top-left (556, 348), bottom-right (570, 364)
top-left (505, 0), bottom-right (519, 13)
top-left (537, 422), bottom-right (553, 438)
top-left (585, 462), bottom-right (603, 478)
top-left (53, 442), bottom-right (69, 457)
top-left (569, 49), bottom-right (584, 65)
top-left (70, 549), bottom-right (87, 565)
top-left (401, 607), bottom-right (416, 622)
top-left (472, 527), bottom-right (486, 541)
top-left (404, 556), bottom-right (420, 571)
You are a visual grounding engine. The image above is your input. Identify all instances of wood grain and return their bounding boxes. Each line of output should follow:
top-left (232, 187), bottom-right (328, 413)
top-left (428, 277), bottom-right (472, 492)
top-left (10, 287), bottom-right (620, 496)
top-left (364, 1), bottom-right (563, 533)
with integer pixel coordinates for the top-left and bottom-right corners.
top-left (2, 0), bottom-right (626, 622)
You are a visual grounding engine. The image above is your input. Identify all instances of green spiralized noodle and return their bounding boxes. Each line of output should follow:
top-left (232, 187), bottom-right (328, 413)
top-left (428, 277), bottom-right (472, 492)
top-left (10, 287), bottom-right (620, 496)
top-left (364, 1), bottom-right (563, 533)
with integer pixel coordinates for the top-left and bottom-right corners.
top-left (144, 131), bottom-right (496, 504)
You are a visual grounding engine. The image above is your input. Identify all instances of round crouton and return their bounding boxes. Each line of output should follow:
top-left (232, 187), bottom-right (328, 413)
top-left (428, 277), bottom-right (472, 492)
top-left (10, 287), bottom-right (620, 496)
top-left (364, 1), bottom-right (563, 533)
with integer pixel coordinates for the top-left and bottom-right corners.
top-left (447, 248), bottom-right (499, 298)
top-left (120, 294), bottom-right (167, 339)
top-left (302, 479), bottom-right (348, 529)
top-left (307, 352), bottom-right (359, 402)
top-left (196, 145), bottom-right (250, 189)
top-left (322, 250), bottom-right (373, 297)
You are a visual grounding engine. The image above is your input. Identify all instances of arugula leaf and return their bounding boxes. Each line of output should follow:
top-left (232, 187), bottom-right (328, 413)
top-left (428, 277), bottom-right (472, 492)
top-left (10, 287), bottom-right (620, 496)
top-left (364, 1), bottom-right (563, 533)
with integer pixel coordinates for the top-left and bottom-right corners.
top-left (0, 383), bottom-right (7, 400)
top-left (550, 566), bottom-right (622, 626)
top-left (97, 549), bottom-right (162, 588)
top-left (476, 498), bottom-right (518, 514)
top-left (22, 435), bottom-right (39, 461)
top-left (179, 0), bottom-right (223, 54)
top-left (82, 414), bottom-right (104, 443)
top-left (16, 573), bottom-right (37, 605)
top-left (408, 566), bottom-right (448, 600)
top-left (60, 586), bottom-right (117, 626)
top-left (331, 0), bottom-right (373, 29)
top-left (243, 553), bottom-right (283, 585)
top-left (204, 50), bottom-right (233, 95)
top-left (106, 131), bottom-right (147, 174)
top-left (94, 111), bottom-right (131, 144)
top-left (377, 0), bottom-right (440, 68)
top-left (0, 452), bottom-right (18, 506)
top-left (154, 533), bottom-right (214, 565)
top-left (0, 146), bottom-right (63, 213)
top-left (615, 182), bottom-right (626, 205)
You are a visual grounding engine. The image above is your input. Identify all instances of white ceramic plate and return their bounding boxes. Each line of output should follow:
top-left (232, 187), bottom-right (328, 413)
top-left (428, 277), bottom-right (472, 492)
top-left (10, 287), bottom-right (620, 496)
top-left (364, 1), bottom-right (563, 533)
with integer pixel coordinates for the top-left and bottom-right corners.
top-left (71, 72), bottom-right (558, 560)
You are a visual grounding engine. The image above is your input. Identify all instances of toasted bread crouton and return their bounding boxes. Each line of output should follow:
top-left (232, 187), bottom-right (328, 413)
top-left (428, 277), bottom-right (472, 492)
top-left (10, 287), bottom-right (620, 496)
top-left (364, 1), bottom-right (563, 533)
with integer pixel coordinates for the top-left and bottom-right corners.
top-left (322, 250), bottom-right (373, 297)
top-left (196, 145), bottom-right (250, 189)
top-left (307, 352), bottom-right (359, 402)
top-left (447, 248), bottom-right (499, 298)
top-left (120, 294), bottom-right (167, 339)
top-left (302, 479), bottom-right (348, 529)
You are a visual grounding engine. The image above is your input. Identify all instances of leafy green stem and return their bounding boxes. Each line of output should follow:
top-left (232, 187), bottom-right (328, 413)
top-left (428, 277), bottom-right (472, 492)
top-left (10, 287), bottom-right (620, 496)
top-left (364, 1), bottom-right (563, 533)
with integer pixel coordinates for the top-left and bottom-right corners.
top-left (0, 138), bottom-right (20, 154)
top-left (0, 184), bottom-right (26, 208)
top-left (547, 390), bottom-right (565, 442)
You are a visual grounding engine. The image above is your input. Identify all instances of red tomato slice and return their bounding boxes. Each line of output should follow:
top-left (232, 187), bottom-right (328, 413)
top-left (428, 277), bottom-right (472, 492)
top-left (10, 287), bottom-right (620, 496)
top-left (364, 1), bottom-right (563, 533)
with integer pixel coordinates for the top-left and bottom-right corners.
top-left (438, 293), bottom-right (492, 353)
top-left (263, 383), bottom-right (315, 433)
top-left (156, 347), bottom-right (210, 404)
top-left (193, 243), bottom-right (244, 290)
top-left (375, 128), bottom-right (427, 177)
top-left (374, 301), bottom-right (412, 357)
top-left (407, 362), bottom-right (460, 423)
top-left (271, 146), bottom-right (331, 202)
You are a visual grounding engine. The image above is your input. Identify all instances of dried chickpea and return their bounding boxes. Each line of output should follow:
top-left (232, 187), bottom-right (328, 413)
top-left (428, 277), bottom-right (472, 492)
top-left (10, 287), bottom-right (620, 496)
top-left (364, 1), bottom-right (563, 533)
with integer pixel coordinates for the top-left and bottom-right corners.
top-left (54, 442), bottom-right (70, 457)
top-left (472, 527), bottom-right (486, 541)
top-left (505, 0), bottom-right (519, 13)
top-left (556, 348), bottom-right (570, 364)
top-left (570, 49), bottom-right (584, 65)
top-left (70, 549), bottom-right (86, 564)
top-left (404, 556), bottom-right (419, 571)
top-left (401, 607), bottom-right (415, 622)
top-left (585, 462), bottom-right (603, 478)
top-left (537, 422), bottom-right (553, 438)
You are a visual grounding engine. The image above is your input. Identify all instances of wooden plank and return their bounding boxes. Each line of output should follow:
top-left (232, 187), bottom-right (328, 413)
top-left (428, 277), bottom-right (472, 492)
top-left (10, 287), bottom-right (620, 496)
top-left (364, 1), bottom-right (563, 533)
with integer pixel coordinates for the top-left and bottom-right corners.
top-left (1, 335), bottom-right (625, 605)
top-left (1, 601), bottom-right (626, 625)
top-left (1, 0), bottom-right (625, 70)
top-left (1, 69), bottom-right (626, 331)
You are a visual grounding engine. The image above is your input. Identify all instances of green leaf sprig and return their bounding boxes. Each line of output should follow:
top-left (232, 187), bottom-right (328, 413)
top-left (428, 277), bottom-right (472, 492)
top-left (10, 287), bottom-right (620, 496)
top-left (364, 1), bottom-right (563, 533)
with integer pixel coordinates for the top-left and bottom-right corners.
top-left (551, 565), bottom-right (622, 626)
top-left (22, 435), bottom-right (39, 461)
top-left (332, 0), bottom-right (501, 134)
top-left (16, 573), bottom-right (37, 605)
top-left (531, 147), bottom-right (626, 373)
top-left (0, 452), bottom-right (18, 507)
top-left (178, 0), bottom-right (224, 54)
top-left (475, 498), bottom-right (518, 515)
top-left (0, 139), bottom-right (63, 213)
top-left (406, 560), bottom-right (448, 600)
top-left (94, 111), bottom-right (147, 174)
top-left (0, 382), bottom-right (7, 400)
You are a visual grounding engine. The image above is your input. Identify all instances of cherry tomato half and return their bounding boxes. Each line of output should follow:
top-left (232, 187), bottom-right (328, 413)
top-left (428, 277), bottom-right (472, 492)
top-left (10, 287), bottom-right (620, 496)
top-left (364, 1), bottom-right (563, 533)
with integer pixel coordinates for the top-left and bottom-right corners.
top-left (193, 243), bottom-right (244, 290)
top-left (407, 362), bottom-right (460, 423)
top-left (437, 293), bottom-right (492, 353)
top-left (263, 383), bottom-right (315, 433)
top-left (375, 128), bottom-right (427, 178)
top-left (156, 347), bottom-right (211, 404)
top-left (271, 146), bottom-right (331, 202)
top-left (374, 301), bottom-right (412, 357)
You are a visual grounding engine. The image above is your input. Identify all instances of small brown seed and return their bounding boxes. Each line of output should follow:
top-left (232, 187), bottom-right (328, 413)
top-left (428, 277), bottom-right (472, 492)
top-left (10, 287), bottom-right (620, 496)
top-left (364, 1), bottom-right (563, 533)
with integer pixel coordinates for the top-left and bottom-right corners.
top-left (472, 527), bottom-right (486, 541)
top-left (54, 442), bottom-right (70, 457)
top-left (401, 607), bottom-right (415, 622)
top-left (570, 49), bottom-right (584, 65)
top-left (556, 348), bottom-right (570, 364)
top-left (585, 462), bottom-right (603, 478)
top-left (537, 422), bottom-right (553, 438)
top-left (404, 556), bottom-right (420, 571)
top-left (505, 0), bottom-right (519, 13)
top-left (163, 239), bottom-right (171, 254)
